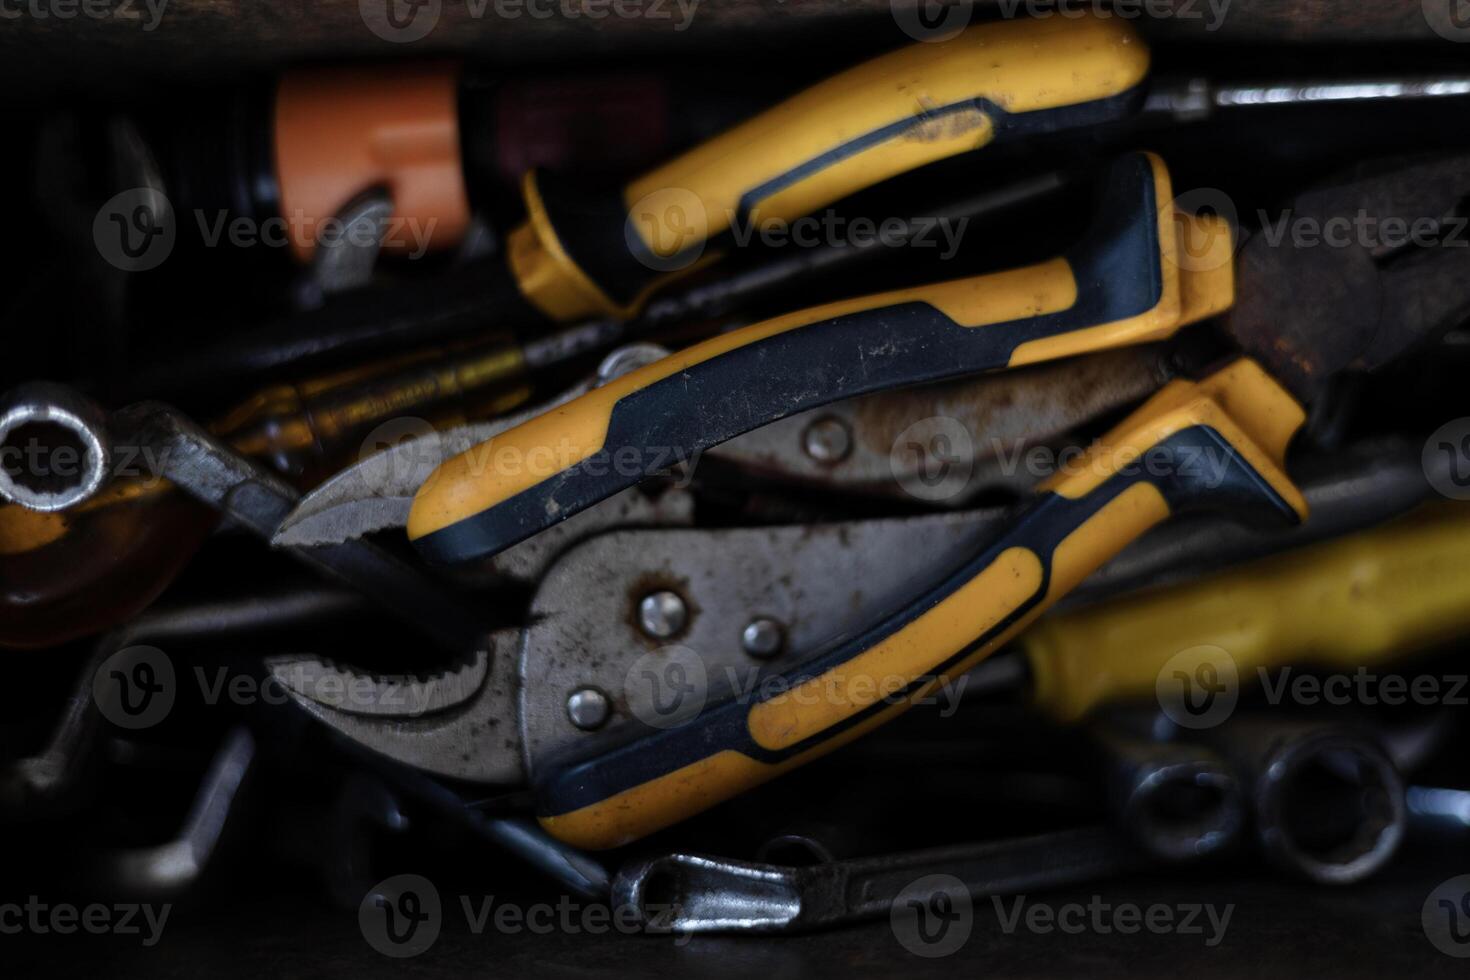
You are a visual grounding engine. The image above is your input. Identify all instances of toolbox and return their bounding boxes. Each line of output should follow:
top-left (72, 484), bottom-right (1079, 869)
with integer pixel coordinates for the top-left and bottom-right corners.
top-left (3, 2), bottom-right (1469, 977)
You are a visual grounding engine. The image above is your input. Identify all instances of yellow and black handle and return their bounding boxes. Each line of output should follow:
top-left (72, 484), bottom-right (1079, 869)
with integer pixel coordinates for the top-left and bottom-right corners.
top-left (508, 12), bottom-right (1151, 322)
top-left (531, 359), bottom-right (1308, 849)
top-left (409, 152), bottom-right (1232, 565)
top-left (1021, 500), bottom-right (1470, 724)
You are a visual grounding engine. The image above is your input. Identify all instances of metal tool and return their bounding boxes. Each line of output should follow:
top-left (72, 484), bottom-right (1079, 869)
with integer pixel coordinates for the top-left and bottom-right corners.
top-left (273, 342), bottom-right (673, 547)
top-left (614, 826), bottom-right (1144, 935)
top-left (1088, 716), bottom-right (1243, 863)
top-left (271, 434), bottom-right (1464, 851)
top-left (106, 398), bottom-right (488, 654)
top-left (279, 356), bottom-right (1309, 849)
top-left (133, 169), bottom-right (1070, 400)
top-left (1187, 719), bottom-right (1406, 885)
top-left (0, 381), bottom-right (112, 512)
top-left (278, 341), bottom-right (1181, 546)
top-left (404, 149), bottom-right (1469, 565)
top-left (271, 149), bottom-right (1470, 851)
top-left (407, 152), bottom-right (1232, 564)
top-left (1, 587), bottom-right (366, 815)
top-left (388, 13), bottom-right (1470, 331)
top-left (97, 727), bottom-right (257, 900)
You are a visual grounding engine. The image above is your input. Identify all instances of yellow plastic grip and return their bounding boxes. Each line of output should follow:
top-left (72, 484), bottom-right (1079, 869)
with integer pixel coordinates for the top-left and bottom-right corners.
top-left (1023, 501), bottom-right (1470, 724)
top-left (509, 12), bottom-right (1150, 320)
top-left (535, 359), bottom-right (1306, 849)
top-left (411, 159), bottom-right (1236, 550)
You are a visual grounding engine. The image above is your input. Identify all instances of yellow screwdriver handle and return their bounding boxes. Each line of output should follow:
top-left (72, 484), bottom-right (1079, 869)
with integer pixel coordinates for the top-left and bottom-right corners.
top-left (1024, 502), bottom-right (1470, 723)
top-left (507, 13), bottom-right (1150, 321)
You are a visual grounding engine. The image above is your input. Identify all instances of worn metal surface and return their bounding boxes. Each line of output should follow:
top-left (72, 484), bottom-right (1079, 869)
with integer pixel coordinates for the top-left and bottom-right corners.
top-left (716, 344), bottom-right (1171, 498)
top-left (614, 826), bottom-right (1143, 934)
top-left (1225, 152), bottom-right (1470, 402)
top-left (273, 344), bottom-right (675, 548)
top-left (264, 435), bottom-right (1441, 789)
top-left (1191, 720), bottom-right (1407, 886)
top-left (0, 381), bottom-right (113, 511)
top-left (99, 728), bottom-right (257, 899)
top-left (1089, 717), bottom-right (1243, 863)
top-left (271, 630), bottom-right (523, 784)
top-left (114, 399), bottom-right (490, 653)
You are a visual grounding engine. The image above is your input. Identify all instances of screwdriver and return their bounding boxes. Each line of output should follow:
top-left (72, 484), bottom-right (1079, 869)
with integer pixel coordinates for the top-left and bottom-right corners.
top-left (968, 501), bottom-right (1470, 724)
top-left (132, 19), bottom-right (1470, 390)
